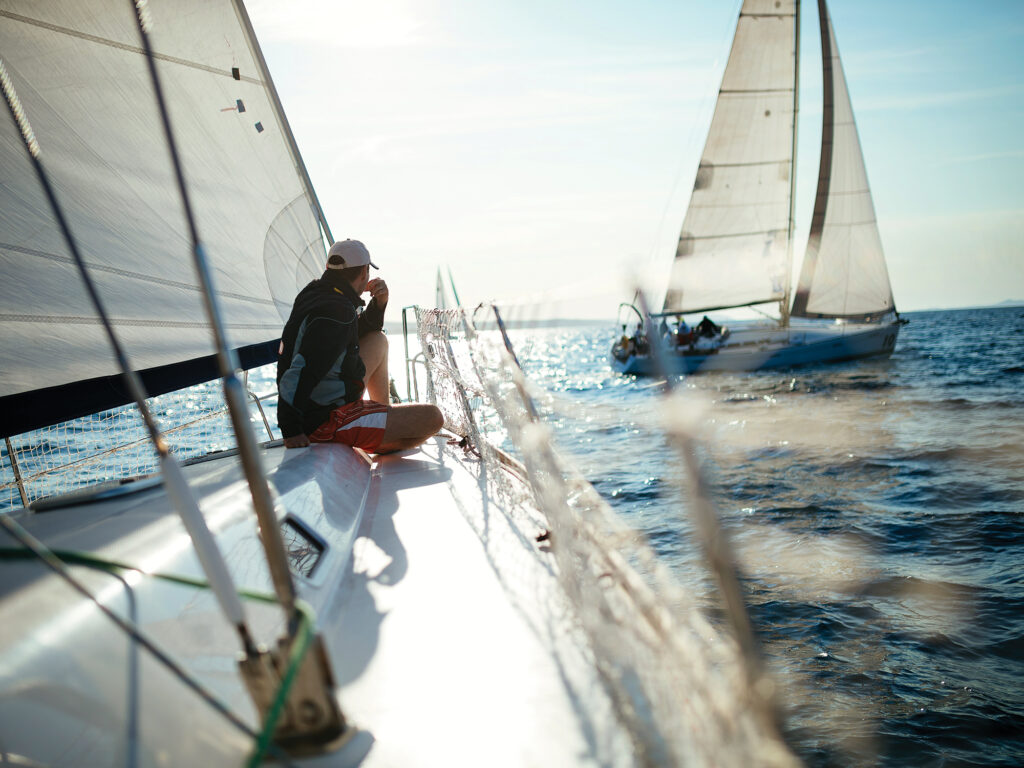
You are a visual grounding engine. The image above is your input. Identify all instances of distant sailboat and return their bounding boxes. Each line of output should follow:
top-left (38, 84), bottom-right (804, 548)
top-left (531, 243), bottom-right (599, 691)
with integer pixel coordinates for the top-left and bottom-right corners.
top-left (612, 0), bottom-right (905, 375)
top-left (434, 265), bottom-right (461, 310)
top-left (436, 268), bottom-right (450, 310)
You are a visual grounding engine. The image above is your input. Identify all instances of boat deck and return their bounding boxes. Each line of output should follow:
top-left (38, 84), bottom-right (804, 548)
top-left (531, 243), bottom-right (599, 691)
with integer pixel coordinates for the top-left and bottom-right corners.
top-left (0, 436), bottom-right (630, 767)
top-left (327, 437), bottom-right (626, 766)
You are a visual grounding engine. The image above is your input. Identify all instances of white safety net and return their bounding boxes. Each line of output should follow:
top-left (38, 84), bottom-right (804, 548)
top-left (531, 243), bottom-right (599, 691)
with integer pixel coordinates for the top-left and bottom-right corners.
top-left (415, 305), bottom-right (799, 767)
top-left (0, 377), bottom-right (277, 511)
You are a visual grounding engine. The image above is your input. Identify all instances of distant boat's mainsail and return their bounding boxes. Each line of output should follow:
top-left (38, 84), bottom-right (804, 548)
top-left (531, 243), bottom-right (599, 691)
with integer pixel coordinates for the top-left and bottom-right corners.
top-left (790, 0), bottom-right (895, 321)
top-left (663, 0), bottom-right (798, 316)
top-left (0, 0), bottom-right (327, 436)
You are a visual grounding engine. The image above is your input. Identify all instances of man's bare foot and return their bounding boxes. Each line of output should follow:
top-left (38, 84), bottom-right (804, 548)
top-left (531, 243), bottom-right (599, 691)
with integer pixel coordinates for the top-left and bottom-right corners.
top-left (283, 434), bottom-right (310, 449)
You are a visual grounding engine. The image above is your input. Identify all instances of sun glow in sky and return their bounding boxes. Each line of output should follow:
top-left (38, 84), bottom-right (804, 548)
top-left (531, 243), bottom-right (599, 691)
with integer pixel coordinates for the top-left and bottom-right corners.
top-left (247, 0), bottom-right (1024, 319)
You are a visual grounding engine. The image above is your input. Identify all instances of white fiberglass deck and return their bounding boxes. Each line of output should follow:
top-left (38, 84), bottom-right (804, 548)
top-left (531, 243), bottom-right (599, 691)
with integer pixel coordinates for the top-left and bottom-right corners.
top-left (0, 436), bottom-right (629, 767)
top-left (322, 436), bottom-right (628, 767)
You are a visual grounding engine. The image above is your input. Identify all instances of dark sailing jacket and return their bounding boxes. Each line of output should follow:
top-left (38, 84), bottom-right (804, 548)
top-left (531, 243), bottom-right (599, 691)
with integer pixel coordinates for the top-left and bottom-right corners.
top-left (276, 270), bottom-right (385, 438)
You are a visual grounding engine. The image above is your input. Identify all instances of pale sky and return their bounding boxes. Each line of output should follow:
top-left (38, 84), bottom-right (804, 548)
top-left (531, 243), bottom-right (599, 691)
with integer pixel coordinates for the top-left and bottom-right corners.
top-left (247, 0), bottom-right (1024, 319)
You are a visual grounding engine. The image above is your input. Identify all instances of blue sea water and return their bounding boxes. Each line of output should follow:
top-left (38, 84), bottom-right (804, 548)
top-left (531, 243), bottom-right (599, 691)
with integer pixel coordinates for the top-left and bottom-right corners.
top-left (507, 306), bottom-right (1024, 767)
top-left (3, 306), bottom-right (1021, 765)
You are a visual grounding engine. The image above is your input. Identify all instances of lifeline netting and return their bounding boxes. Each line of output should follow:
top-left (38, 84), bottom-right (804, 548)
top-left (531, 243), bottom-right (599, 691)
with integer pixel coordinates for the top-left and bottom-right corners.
top-left (415, 305), bottom-right (799, 768)
top-left (0, 377), bottom-right (277, 512)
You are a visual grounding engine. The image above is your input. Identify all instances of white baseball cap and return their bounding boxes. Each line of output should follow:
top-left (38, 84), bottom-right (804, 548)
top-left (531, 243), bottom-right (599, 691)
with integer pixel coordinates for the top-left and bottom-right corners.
top-left (326, 239), bottom-right (378, 269)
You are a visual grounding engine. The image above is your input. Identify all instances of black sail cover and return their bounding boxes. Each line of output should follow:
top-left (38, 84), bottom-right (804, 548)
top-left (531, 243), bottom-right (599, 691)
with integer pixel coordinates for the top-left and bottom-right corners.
top-left (0, 0), bottom-right (326, 436)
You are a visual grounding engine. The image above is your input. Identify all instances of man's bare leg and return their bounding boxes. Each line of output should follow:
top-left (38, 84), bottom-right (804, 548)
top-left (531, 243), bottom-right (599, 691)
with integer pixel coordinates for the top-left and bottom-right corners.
top-left (375, 403), bottom-right (444, 454)
top-left (358, 330), bottom-right (390, 403)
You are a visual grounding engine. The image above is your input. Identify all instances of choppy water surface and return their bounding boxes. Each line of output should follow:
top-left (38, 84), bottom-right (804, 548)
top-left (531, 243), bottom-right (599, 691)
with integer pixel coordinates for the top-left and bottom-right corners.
top-left (3, 307), bottom-right (1020, 765)
top-left (508, 307), bottom-right (1024, 767)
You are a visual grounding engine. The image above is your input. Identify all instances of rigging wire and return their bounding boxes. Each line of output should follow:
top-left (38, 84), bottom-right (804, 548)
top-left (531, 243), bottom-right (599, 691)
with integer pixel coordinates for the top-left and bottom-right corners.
top-left (634, 288), bottom-right (792, 749)
top-left (0, 57), bottom-right (260, 661)
top-left (0, 525), bottom-right (300, 767)
top-left (430, 305), bottom-right (797, 765)
top-left (126, 0), bottom-right (301, 628)
top-left (3, 11), bottom-right (334, 756)
top-left (126, 5), bottom-right (349, 750)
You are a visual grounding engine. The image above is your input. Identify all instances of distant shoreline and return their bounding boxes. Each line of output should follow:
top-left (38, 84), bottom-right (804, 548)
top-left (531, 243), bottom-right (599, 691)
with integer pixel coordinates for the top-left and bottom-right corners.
top-left (384, 301), bottom-right (1024, 333)
top-left (384, 317), bottom-right (611, 333)
top-left (908, 300), bottom-right (1024, 313)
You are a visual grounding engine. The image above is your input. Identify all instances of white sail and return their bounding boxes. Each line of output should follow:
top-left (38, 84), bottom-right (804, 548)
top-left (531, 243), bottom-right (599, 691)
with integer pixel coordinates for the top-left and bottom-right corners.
top-left (791, 0), bottom-right (896, 320)
top-left (663, 0), bottom-right (797, 315)
top-left (0, 0), bottom-right (325, 416)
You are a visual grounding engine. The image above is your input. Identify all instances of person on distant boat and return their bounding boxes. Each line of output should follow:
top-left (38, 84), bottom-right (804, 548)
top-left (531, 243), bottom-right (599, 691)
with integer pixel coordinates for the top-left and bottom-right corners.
top-left (276, 239), bottom-right (443, 454)
top-left (675, 318), bottom-right (693, 347)
top-left (614, 328), bottom-right (633, 360)
top-left (695, 315), bottom-right (721, 338)
top-left (632, 323), bottom-right (650, 355)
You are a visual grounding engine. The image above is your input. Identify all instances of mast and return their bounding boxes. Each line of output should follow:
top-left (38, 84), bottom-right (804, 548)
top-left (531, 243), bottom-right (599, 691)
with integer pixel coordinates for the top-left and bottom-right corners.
top-left (780, 0), bottom-right (801, 327)
top-left (791, 0), bottom-right (834, 318)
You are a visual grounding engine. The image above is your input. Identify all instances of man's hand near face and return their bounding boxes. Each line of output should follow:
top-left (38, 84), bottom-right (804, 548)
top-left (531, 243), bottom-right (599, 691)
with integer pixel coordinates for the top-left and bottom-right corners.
top-left (366, 277), bottom-right (388, 308)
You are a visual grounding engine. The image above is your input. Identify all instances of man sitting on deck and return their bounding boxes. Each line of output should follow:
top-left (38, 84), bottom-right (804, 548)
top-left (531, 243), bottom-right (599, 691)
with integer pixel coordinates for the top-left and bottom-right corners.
top-left (277, 239), bottom-right (443, 454)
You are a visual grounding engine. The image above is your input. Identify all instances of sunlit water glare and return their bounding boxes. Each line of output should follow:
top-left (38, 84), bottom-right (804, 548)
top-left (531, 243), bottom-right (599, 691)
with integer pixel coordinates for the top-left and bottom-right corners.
top-left (4, 307), bottom-right (1020, 766)
top-left (508, 306), bottom-right (1024, 767)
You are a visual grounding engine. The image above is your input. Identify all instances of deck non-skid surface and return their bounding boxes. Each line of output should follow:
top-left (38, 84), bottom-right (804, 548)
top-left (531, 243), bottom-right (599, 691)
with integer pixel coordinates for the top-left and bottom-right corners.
top-left (319, 437), bottom-right (628, 767)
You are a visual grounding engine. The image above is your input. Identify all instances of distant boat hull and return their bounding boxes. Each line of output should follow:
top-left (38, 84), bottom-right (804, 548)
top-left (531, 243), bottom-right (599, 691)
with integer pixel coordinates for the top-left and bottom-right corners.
top-left (611, 318), bottom-right (902, 376)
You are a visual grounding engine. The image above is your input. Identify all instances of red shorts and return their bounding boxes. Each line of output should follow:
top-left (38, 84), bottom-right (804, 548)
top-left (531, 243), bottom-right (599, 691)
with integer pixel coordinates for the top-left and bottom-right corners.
top-left (309, 400), bottom-right (389, 452)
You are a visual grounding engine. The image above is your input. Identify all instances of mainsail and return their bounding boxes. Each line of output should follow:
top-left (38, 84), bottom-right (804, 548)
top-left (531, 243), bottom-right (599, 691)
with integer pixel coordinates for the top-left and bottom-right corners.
top-left (0, 0), bottom-right (326, 435)
top-left (663, 0), bottom-right (798, 315)
top-left (791, 0), bottom-right (895, 320)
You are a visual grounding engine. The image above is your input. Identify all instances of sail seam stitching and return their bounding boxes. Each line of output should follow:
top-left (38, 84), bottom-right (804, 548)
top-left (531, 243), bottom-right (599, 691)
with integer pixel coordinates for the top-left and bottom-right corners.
top-left (660, 299), bottom-right (785, 313)
top-left (689, 203), bottom-right (789, 211)
top-left (0, 314), bottom-right (279, 329)
top-left (720, 88), bottom-right (794, 94)
top-left (812, 218), bottom-right (877, 226)
top-left (680, 229), bottom-right (786, 241)
top-left (699, 159), bottom-right (790, 168)
top-left (0, 242), bottom-right (274, 305)
top-left (0, 10), bottom-right (262, 85)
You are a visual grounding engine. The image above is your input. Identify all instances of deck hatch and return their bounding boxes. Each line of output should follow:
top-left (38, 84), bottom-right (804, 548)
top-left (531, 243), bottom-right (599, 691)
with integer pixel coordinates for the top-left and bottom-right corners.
top-left (280, 514), bottom-right (325, 579)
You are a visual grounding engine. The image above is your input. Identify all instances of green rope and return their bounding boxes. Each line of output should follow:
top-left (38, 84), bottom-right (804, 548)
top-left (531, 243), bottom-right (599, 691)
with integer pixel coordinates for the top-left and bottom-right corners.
top-left (0, 546), bottom-right (322, 765)
top-left (0, 548), bottom-right (276, 602)
top-left (247, 601), bottom-right (316, 767)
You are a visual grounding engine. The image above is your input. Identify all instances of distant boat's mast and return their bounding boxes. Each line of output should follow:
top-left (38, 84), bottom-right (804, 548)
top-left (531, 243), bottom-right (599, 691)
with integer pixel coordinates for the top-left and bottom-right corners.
top-left (781, 0), bottom-right (801, 327)
top-left (447, 266), bottom-right (463, 307)
top-left (791, 0), bottom-right (835, 319)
